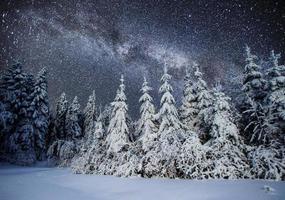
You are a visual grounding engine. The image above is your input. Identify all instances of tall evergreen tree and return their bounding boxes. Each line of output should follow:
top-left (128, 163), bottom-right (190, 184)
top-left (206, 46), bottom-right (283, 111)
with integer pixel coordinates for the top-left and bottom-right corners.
top-left (65, 96), bottom-right (82, 140)
top-left (0, 62), bottom-right (38, 164)
top-left (106, 75), bottom-right (129, 153)
top-left (193, 65), bottom-right (213, 138)
top-left (137, 77), bottom-right (157, 151)
top-left (83, 90), bottom-right (97, 136)
top-left (267, 50), bottom-right (285, 137)
top-left (242, 45), bottom-right (267, 103)
top-left (205, 88), bottom-right (250, 179)
top-left (28, 68), bottom-right (49, 160)
top-left (242, 46), bottom-right (268, 144)
top-left (158, 67), bottom-right (182, 134)
top-left (54, 92), bottom-right (68, 139)
top-left (180, 63), bottom-right (199, 130)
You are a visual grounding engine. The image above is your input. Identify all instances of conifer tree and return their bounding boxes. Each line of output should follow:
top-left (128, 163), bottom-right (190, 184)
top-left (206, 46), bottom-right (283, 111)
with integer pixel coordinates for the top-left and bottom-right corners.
top-left (94, 111), bottom-right (104, 140)
top-left (242, 45), bottom-right (267, 103)
top-left (158, 67), bottom-right (182, 134)
top-left (266, 50), bottom-right (285, 136)
top-left (28, 68), bottom-right (49, 160)
top-left (242, 46), bottom-right (268, 144)
top-left (54, 92), bottom-right (68, 139)
top-left (1, 62), bottom-right (38, 164)
top-left (83, 90), bottom-right (96, 137)
top-left (180, 63), bottom-right (199, 129)
top-left (137, 77), bottom-right (157, 151)
top-left (205, 88), bottom-right (250, 179)
top-left (65, 96), bottom-right (82, 140)
top-left (192, 65), bottom-right (213, 138)
top-left (106, 75), bottom-right (129, 153)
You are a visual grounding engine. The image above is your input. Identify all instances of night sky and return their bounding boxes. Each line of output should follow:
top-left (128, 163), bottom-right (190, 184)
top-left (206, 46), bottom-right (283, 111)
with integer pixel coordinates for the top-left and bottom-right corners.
top-left (0, 0), bottom-right (284, 117)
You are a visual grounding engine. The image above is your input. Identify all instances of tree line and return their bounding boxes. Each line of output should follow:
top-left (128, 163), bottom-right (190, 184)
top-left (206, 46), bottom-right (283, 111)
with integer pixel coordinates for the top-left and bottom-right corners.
top-left (0, 46), bottom-right (284, 180)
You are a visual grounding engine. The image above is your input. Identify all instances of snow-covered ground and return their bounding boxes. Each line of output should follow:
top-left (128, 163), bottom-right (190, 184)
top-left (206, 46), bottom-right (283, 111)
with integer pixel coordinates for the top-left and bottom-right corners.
top-left (0, 163), bottom-right (284, 200)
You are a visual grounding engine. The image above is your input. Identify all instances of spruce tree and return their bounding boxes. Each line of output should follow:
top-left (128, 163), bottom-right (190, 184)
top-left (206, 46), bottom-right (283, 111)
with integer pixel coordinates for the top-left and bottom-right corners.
top-left (205, 88), bottom-right (250, 179)
top-left (137, 77), bottom-right (157, 151)
top-left (106, 75), bottom-right (129, 153)
top-left (83, 90), bottom-right (96, 137)
top-left (180, 63), bottom-right (199, 130)
top-left (242, 46), bottom-right (268, 144)
top-left (65, 96), bottom-right (82, 140)
top-left (54, 92), bottom-right (68, 139)
top-left (94, 111), bottom-right (104, 140)
top-left (193, 65), bottom-right (213, 139)
top-left (1, 62), bottom-right (38, 164)
top-left (158, 67), bottom-right (182, 134)
top-left (28, 68), bottom-right (49, 160)
top-left (242, 45), bottom-right (267, 103)
top-left (267, 50), bottom-right (285, 137)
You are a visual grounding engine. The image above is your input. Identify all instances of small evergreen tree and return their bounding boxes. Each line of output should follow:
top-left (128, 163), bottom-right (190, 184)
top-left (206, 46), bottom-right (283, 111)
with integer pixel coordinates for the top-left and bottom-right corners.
top-left (106, 75), bottom-right (129, 153)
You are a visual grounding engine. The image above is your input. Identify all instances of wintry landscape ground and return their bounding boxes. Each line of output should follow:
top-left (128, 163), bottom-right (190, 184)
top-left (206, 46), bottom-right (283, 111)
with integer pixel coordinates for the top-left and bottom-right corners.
top-left (0, 163), bottom-right (284, 200)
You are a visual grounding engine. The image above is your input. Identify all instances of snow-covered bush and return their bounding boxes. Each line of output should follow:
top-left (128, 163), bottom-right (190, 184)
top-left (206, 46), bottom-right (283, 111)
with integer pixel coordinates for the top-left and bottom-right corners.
top-left (248, 142), bottom-right (285, 180)
top-left (141, 129), bottom-right (185, 178)
top-left (177, 132), bottom-right (213, 179)
top-left (47, 139), bottom-right (77, 167)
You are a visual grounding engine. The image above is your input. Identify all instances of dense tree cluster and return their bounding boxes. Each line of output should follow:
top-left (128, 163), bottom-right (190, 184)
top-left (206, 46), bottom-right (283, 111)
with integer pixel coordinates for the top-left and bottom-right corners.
top-left (0, 63), bottom-right (49, 165)
top-left (1, 47), bottom-right (284, 180)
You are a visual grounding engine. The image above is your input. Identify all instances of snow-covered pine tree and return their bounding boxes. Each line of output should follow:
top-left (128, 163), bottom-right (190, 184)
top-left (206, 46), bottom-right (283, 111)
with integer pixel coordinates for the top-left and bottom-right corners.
top-left (106, 75), bottom-right (129, 153)
top-left (266, 50), bottom-right (285, 137)
top-left (0, 62), bottom-right (38, 165)
top-left (94, 111), bottom-right (104, 140)
top-left (177, 131), bottom-right (212, 179)
top-left (205, 88), bottom-right (250, 179)
top-left (242, 45), bottom-right (267, 103)
top-left (180, 63), bottom-right (199, 130)
top-left (28, 68), bottom-right (49, 160)
top-left (158, 66), bottom-right (182, 134)
top-left (83, 90), bottom-right (96, 136)
top-left (0, 64), bottom-right (18, 138)
top-left (65, 96), bottom-right (82, 140)
top-left (140, 67), bottom-right (185, 178)
top-left (47, 96), bottom-right (79, 167)
top-left (54, 92), bottom-right (68, 139)
top-left (137, 77), bottom-right (157, 152)
top-left (241, 46), bottom-right (269, 144)
top-left (193, 65), bottom-right (213, 140)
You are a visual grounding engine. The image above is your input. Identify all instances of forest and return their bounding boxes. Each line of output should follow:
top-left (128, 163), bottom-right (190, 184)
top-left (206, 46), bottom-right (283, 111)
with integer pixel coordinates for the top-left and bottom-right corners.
top-left (0, 46), bottom-right (284, 180)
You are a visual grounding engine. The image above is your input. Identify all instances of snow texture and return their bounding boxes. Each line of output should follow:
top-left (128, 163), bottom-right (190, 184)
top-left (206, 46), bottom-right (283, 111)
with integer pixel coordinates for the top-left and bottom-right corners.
top-left (1, 164), bottom-right (285, 200)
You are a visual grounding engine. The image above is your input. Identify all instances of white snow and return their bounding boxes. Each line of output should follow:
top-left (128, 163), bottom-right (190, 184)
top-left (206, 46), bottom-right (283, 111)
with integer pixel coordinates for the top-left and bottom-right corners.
top-left (0, 163), bottom-right (284, 200)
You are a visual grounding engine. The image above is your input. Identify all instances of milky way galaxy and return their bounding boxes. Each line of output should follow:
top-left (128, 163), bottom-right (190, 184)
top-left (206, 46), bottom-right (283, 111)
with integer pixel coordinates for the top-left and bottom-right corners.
top-left (0, 0), bottom-right (284, 117)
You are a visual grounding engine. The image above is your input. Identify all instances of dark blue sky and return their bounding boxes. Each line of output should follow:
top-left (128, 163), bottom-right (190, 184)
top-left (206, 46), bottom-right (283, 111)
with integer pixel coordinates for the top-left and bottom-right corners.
top-left (1, 0), bottom-right (284, 117)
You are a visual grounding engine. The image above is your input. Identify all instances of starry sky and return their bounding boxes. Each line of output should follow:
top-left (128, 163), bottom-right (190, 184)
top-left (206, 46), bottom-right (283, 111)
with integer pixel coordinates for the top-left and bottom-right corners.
top-left (0, 0), bottom-right (284, 117)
